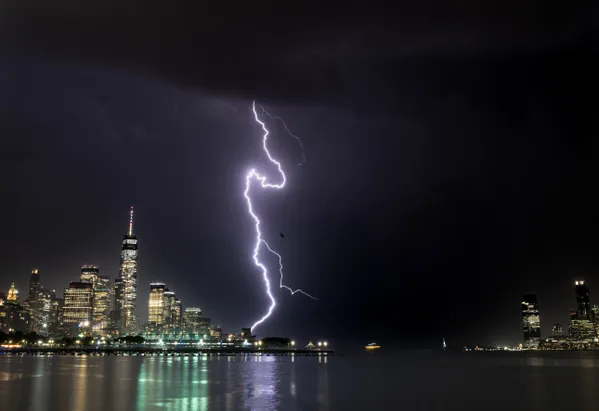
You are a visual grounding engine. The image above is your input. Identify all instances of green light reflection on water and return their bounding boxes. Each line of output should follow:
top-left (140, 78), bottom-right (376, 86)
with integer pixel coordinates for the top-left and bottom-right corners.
top-left (136, 356), bottom-right (209, 411)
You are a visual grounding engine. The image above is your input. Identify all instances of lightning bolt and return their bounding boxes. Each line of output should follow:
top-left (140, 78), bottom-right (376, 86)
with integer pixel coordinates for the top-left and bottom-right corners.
top-left (245, 101), bottom-right (316, 333)
top-left (259, 105), bottom-right (308, 167)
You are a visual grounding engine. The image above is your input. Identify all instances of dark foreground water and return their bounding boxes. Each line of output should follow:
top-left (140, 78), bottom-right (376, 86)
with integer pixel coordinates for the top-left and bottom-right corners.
top-left (1, 351), bottom-right (599, 410)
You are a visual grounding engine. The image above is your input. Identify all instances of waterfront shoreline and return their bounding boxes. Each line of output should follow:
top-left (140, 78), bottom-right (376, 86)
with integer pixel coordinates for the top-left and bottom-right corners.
top-left (0, 347), bottom-right (334, 356)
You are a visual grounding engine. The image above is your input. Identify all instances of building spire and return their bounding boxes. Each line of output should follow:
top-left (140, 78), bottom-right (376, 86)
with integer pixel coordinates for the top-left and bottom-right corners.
top-left (128, 206), bottom-right (134, 236)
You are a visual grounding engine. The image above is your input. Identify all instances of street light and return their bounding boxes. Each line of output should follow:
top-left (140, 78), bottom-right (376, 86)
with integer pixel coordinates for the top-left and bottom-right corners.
top-left (324, 341), bottom-right (328, 347)
top-left (318, 341), bottom-right (322, 347)
top-left (291, 341), bottom-right (295, 347)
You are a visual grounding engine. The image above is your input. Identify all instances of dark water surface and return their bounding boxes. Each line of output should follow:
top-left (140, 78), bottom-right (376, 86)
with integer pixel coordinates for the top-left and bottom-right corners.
top-left (1, 351), bottom-right (598, 410)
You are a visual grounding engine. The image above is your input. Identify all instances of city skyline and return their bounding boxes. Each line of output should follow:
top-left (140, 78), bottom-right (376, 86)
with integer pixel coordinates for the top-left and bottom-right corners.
top-left (0, 3), bottom-right (592, 347)
top-left (524, 281), bottom-right (599, 349)
top-left (3, 202), bottom-right (599, 345)
top-left (0, 206), bottom-right (239, 340)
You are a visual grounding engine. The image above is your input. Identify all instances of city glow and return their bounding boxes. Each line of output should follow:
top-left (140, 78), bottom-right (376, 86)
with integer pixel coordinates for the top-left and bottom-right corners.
top-left (245, 101), bottom-right (316, 332)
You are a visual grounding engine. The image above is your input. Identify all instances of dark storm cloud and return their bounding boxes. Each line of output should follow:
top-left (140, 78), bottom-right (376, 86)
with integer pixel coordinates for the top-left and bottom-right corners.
top-left (1, 1), bottom-right (591, 104)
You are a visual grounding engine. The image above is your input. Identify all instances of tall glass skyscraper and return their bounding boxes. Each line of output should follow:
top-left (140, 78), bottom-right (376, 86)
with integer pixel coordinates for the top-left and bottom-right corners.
top-left (27, 268), bottom-right (43, 333)
top-left (80, 265), bottom-right (100, 287)
top-left (62, 281), bottom-right (94, 336)
top-left (27, 269), bottom-right (41, 302)
top-left (148, 283), bottom-right (165, 325)
top-left (522, 293), bottom-right (541, 348)
top-left (116, 206), bottom-right (138, 334)
top-left (570, 280), bottom-right (597, 342)
top-left (575, 280), bottom-right (591, 318)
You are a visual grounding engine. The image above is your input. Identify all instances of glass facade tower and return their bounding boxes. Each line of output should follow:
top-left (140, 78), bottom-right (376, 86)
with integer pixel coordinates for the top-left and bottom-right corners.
top-left (522, 293), bottom-right (541, 348)
top-left (116, 206), bottom-right (138, 334)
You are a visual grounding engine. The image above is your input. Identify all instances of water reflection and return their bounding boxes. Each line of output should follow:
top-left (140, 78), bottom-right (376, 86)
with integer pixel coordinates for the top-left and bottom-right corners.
top-left (29, 354), bottom-right (49, 411)
top-left (243, 355), bottom-right (281, 410)
top-left (71, 356), bottom-right (88, 411)
top-left (317, 354), bottom-right (330, 410)
top-left (6, 353), bottom-right (599, 411)
top-left (581, 360), bottom-right (598, 410)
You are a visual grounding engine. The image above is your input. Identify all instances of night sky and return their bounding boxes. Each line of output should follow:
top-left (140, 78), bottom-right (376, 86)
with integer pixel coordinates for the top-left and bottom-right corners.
top-left (0, 2), bottom-right (595, 348)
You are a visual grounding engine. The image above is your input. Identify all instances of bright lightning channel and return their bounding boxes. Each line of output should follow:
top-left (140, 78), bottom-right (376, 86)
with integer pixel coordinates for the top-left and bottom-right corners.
top-left (259, 105), bottom-right (308, 167)
top-left (245, 101), bottom-right (316, 333)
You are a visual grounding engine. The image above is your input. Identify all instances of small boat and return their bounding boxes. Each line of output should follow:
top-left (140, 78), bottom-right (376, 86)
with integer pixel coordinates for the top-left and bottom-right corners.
top-left (365, 342), bottom-right (381, 350)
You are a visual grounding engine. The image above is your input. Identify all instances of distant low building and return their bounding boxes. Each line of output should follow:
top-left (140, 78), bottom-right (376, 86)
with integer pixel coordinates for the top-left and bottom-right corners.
top-left (552, 324), bottom-right (563, 337)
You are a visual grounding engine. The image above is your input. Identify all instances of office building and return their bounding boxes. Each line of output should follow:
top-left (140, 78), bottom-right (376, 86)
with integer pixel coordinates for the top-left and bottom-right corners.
top-left (109, 277), bottom-right (123, 334)
top-left (184, 307), bottom-right (203, 324)
top-left (93, 276), bottom-right (111, 335)
top-left (522, 293), bottom-right (541, 348)
top-left (148, 283), bottom-right (166, 325)
top-left (174, 300), bottom-right (182, 324)
top-left (163, 290), bottom-right (177, 325)
top-left (552, 324), bottom-right (563, 337)
top-left (0, 284), bottom-right (29, 333)
top-left (28, 269), bottom-right (41, 302)
top-left (115, 206), bottom-right (139, 334)
top-left (182, 307), bottom-right (211, 335)
top-left (35, 289), bottom-right (53, 336)
top-left (80, 265), bottom-right (100, 287)
top-left (7, 283), bottom-right (18, 302)
top-left (569, 281), bottom-right (598, 342)
top-left (27, 269), bottom-right (44, 333)
top-left (62, 282), bottom-right (94, 336)
top-left (575, 280), bottom-right (591, 318)
top-left (48, 295), bottom-right (63, 337)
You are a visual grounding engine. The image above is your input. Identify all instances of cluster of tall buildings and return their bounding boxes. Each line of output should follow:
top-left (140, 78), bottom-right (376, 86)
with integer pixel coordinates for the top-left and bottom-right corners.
top-left (1, 206), bottom-right (231, 342)
top-left (522, 280), bottom-right (599, 349)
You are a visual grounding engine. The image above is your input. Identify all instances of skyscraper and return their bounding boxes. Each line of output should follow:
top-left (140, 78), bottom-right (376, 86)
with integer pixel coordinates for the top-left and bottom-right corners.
top-left (48, 293), bottom-right (63, 338)
top-left (174, 300), bottom-right (182, 325)
top-left (521, 293), bottom-right (541, 348)
top-left (80, 265), bottom-right (100, 287)
top-left (28, 269), bottom-right (41, 302)
top-left (109, 277), bottom-right (123, 335)
top-left (570, 280), bottom-right (597, 342)
top-left (575, 280), bottom-right (591, 318)
top-left (93, 276), bottom-right (111, 335)
top-left (62, 282), bottom-right (94, 337)
top-left (27, 269), bottom-right (43, 333)
top-left (7, 283), bottom-right (18, 302)
top-left (183, 307), bottom-right (211, 335)
top-left (116, 206), bottom-right (139, 334)
top-left (80, 266), bottom-right (110, 335)
top-left (148, 283), bottom-right (165, 325)
top-left (36, 289), bottom-right (53, 336)
top-left (163, 290), bottom-right (177, 326)
top-left (2, 283), bottom-right (29, 332)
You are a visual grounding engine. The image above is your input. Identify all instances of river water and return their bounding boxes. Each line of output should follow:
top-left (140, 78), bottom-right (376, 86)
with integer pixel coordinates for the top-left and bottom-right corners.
top-left (0, 351), bottom-right (598, 410)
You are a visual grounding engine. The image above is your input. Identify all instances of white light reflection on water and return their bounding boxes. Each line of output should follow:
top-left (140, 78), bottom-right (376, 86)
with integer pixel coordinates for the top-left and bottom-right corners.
top-left (243, 355), bottom-right (281, 410)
